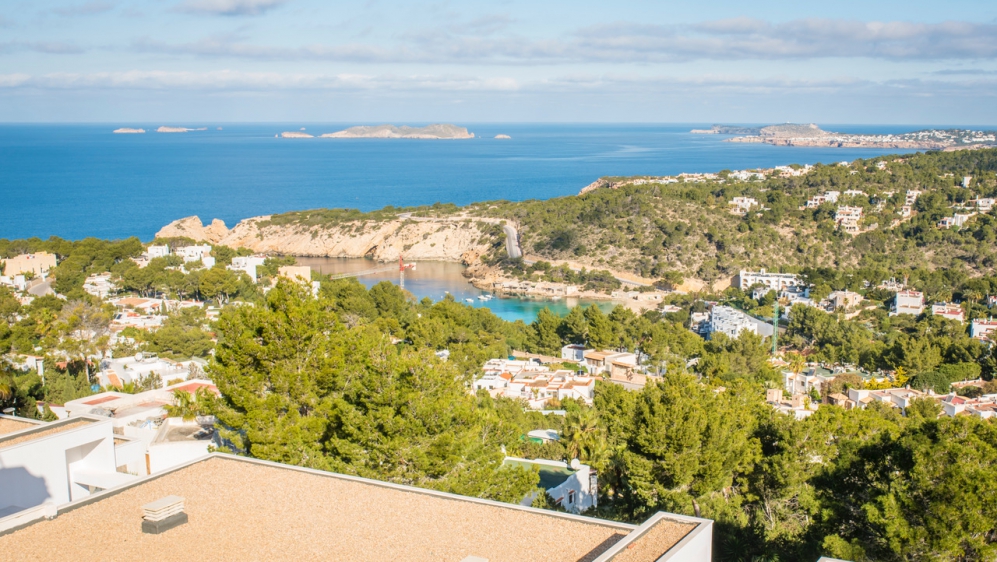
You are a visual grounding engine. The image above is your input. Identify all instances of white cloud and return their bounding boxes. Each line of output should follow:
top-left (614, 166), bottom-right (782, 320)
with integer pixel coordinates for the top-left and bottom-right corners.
top-left (1, 70), bottom-right (994, 103)
top-left (175, 0), bottom-right (288, 16)
top-left (0, 70), bottom-right (521, 92)
top-left (126, 17), bottom-right (997, 64)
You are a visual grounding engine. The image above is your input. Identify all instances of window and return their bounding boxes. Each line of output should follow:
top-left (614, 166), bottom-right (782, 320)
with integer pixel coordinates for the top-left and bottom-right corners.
top-left (568, 491), bottom-right (575, 505)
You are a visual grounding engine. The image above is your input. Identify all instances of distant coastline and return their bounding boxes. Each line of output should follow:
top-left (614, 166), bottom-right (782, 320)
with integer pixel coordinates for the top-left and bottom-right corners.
top-left (693, 123), bottom-right (997, 150)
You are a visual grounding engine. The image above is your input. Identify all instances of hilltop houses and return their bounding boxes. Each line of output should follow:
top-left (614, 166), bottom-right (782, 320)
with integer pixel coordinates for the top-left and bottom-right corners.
top-left (824, 290), bottom-right (863, 312)
top-left (804, 191), bottom-right (840, 208)
top-left (737, 269), bottom-right (804, 292)
top-left (0, 252), bottom-right (58, 278)
top-left (892, 290), bottom-right (925, 316)
top-left (708, 305), bottom-right (774, 339)
top-left (848, 387), bottom-right (926, 413)
top-left (938, 213), bottom-right (976, 229)
top-left (971, 319), bottom-right (997, 342)
top-left (472, 359), bottom-right (595, 409)
top-left (835, 206), bottom-right (864, 233)
top-left (729, 197), bottom-right (759, 215)
top-left (931, 303), bottom-right (965, 323)
top-left (229, 255), bottom-right (268, 282)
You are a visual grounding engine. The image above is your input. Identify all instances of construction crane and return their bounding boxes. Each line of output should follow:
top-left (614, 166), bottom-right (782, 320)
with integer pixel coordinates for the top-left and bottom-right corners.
top-left (399, 255), bottom-right (415, 289)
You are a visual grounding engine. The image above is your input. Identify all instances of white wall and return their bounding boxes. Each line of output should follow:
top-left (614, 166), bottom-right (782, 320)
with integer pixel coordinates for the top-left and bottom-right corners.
top-left (0, 419), bottom-right (116, 510)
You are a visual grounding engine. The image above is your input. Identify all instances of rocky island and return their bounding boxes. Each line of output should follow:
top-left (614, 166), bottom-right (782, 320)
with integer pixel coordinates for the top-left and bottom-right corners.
top-left (112, 128), bottom-right (145, 134)
top-left (698, 123), bottom-right (997, 150)
top-left (280, 131), bottom-right (314, 138)
top-left (157, 126), bottom-right (207, 133)
top-left (321, 124), bottom-right (474, 139)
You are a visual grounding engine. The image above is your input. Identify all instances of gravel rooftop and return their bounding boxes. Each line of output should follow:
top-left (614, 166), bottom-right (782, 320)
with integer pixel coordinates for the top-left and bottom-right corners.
top-left (607, 518), bottom-right (696, 562)
top-left (0, 417), bottom-right (39, 437)
top-left (0, 419), bottom-right (93, 450)
top-left (0, 455), bottom-right (703, 562)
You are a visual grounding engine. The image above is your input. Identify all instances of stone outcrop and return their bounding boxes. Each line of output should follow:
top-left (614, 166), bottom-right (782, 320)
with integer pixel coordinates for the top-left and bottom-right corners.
top-left (155, 215), bottom-right (493, 264)
top-left (157, 217), bottom-right (230, 244)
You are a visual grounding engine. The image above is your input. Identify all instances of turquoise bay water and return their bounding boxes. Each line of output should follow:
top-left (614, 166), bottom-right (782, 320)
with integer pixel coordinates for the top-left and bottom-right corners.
top-left (297, 257), bottom-right (615, 323)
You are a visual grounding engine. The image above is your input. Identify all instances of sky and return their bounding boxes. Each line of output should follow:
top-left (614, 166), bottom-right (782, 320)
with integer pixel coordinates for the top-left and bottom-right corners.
top-left (2, 0), bottom-right (997, 123)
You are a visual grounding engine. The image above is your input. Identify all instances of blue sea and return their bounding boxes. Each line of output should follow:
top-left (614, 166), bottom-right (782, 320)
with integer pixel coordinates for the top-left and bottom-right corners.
top-left (0, 123), bottom-right (934, 321)
top-left (0, 123), bottom-right (929, 241)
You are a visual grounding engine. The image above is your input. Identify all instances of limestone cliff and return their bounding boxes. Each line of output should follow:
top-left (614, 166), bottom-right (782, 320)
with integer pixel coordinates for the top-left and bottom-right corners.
top-left (156, 215), bottom-right (493, 264)
top-left (157, 217), bottom-right (230, 244)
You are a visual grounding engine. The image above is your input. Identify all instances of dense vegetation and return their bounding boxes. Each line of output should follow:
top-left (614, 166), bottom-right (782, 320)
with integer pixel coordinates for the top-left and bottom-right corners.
top-left (243, 148), bottom-right (997, 287)
top-left (194, 279), bottom-right (997, 561)
top-left (5, 148), bottom-right (997, 560)
top-left (478, 149), bottom-right (997, 281)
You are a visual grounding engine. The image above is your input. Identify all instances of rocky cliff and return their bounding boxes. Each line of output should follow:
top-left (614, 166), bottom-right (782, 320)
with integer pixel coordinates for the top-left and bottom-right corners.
top-left (156, 215), bottom-right (493, 264)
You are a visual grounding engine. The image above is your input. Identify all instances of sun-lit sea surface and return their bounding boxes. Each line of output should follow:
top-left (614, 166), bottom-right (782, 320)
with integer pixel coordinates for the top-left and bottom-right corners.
top-left (0, 122), bottom-right (934, 321)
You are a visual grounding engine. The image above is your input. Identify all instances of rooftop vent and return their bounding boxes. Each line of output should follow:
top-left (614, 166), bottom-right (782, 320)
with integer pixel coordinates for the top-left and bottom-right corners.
top-left (141, 495), bottom-right (187, 534)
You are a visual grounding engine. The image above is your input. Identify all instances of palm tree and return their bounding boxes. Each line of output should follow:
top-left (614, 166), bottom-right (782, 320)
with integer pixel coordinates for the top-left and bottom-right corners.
top-left (562, 409), bottom-right (604, 463)
top-left (164, 390), bottom-right (198, 421)
top-left (0, 377), bottom-right (12, 402)
top-left (787, 352), bottom-right (806, 375)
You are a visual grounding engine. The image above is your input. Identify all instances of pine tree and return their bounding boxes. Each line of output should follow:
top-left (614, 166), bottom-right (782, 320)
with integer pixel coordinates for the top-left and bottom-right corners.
top-left (531, 307), bottom-right (563, 356)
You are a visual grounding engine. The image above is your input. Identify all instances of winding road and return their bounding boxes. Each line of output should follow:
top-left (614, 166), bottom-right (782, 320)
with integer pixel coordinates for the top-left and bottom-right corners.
top-left (503, 224), bottom-right (522, 259)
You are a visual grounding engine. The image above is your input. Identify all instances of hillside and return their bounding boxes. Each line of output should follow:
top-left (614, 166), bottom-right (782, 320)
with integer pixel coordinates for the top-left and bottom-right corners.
top-left (158, 149), bottom-right (997, 288)
top-left (482, 149), bottom-right (997, 281)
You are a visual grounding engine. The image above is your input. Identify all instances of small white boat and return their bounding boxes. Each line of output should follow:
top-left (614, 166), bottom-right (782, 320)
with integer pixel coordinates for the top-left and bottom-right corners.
top-left (465, 298), bottom-right (474, 303)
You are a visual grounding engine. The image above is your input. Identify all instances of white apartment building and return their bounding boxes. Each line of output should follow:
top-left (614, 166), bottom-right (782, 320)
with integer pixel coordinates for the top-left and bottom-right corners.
top-left (176, 245), bottom-right (212, 262)
top-left (938, 213), bottom-right (975, 229)
top-left (709, 306), bottom-right (774, 339)
top-left (582, 350), bottom-right (637, 375)
top-left (83, 272), bottom-right (117, 298)
top-left (905, 190), bottom-right (921, 206)
top-left (729, 197), bottom-right (759, 215)
top-left (147, 245), bottom-right (170, 259)
top-left (229, 255), bottom-right (268, 282)
top-left (931, 303), bottom-right (965, 323)
top-left (805, 191), bottom-right (840, 208)
top-left (97, 353), bottom-right (202, 389)
top-left (835, 206), bottom-right (864, 232)
top-left (0, 414), bottom-right (142, 530)
top-left (848, 387), bottom-right (925, 412)
top-left (892, 290), bottom-right (925, 316)
top-left (505, 457), bottom-right (598, 514)
top-left (64, 380), bottom-right (220, 475)
top-left (561, 344), bottom-right (587, 363)
top-left (971, 319), bottom-right (997, 341)
top-left (738, 269), bottom-right (804, 292)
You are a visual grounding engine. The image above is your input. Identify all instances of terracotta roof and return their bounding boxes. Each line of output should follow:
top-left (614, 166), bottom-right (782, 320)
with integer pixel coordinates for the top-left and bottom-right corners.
top-left (83, 395), bottom-right (120, 406)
